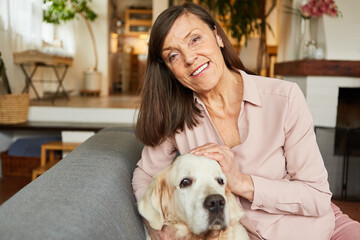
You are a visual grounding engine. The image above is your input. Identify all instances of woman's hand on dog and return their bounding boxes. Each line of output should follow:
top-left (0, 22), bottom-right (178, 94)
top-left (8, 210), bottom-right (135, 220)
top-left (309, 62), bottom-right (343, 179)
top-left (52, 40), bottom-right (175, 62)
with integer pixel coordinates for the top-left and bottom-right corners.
top-left (190, 143), bottom-right (254, 201)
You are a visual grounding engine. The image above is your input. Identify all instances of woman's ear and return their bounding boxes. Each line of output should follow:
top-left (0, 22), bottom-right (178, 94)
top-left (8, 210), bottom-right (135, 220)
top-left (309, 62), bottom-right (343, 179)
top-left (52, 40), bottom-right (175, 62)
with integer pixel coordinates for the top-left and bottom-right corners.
top-left (214, 26), bottom-right (224, 48)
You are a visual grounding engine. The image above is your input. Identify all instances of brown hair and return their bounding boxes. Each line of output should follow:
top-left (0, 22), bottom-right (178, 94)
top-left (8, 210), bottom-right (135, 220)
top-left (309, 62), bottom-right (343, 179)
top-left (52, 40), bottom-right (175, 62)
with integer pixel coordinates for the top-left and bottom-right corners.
top-left (136, 2), bottom-right (250, 147)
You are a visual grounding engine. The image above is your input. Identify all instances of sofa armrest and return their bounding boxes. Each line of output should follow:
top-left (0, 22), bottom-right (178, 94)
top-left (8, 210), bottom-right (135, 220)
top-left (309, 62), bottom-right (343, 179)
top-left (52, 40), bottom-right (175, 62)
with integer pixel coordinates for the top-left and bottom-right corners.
top-left (0, 130), bottom-right (145, 240)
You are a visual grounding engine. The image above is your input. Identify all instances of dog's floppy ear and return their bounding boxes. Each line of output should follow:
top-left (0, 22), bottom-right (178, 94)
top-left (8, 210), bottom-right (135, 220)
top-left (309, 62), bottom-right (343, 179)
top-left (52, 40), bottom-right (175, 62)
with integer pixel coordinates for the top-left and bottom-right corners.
top-left (138, 169), bottom-right (172, 230)
top-left (226, 188), bottom-right (245, 223)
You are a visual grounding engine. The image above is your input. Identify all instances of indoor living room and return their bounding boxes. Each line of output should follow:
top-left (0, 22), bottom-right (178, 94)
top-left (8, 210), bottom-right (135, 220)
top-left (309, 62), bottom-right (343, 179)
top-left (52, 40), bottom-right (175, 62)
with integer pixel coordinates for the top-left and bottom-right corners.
top-left (0, 0), bottom-right (359, 237)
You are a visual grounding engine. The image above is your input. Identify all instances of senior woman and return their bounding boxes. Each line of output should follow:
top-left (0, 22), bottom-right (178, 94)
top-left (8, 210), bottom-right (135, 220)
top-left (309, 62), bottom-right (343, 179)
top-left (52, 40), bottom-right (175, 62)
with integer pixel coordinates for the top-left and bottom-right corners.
top-left (132, 3), bottom-right (360, 240)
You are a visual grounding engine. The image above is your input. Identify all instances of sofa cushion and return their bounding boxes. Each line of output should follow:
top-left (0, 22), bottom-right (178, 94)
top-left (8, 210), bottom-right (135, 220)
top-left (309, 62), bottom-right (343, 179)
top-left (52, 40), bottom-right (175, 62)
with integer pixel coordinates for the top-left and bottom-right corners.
top-left (0, 130), bottom-right (145, 240)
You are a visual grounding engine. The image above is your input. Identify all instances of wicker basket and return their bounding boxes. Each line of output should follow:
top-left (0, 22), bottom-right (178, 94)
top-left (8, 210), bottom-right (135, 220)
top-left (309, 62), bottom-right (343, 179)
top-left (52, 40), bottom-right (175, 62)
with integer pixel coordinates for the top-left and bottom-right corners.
top-left (0, 93), bottom-right (29, 125)
top-left (1, 151), bottom-right (40, 177)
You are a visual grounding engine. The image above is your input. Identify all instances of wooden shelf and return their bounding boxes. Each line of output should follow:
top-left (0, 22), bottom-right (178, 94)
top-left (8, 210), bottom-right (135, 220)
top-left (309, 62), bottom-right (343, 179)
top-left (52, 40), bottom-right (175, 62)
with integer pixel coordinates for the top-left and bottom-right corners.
top-left (274, 60), bottom-right (360, 77)
top-left (125, 9), bottom-right (152, 36)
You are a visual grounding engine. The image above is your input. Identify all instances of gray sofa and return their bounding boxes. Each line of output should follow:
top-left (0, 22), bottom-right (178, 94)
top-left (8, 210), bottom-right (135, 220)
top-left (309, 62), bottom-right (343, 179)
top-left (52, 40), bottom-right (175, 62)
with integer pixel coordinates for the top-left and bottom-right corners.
top-left (0, 127), bottom-right (146, 240)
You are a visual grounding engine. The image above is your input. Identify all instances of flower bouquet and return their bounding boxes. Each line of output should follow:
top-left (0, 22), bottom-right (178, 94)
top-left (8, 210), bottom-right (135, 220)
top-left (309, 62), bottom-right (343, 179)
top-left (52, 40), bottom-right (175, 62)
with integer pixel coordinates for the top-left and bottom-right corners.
top-left (300, 0), bottom-right (341, 19)
top-left (285, 0), bottom-right (341, 19)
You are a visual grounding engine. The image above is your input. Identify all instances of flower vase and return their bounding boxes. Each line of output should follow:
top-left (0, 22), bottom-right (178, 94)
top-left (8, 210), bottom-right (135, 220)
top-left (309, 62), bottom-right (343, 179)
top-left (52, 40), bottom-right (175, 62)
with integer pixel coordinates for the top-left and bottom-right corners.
top-left (299, 18), bottom-right (316, 59)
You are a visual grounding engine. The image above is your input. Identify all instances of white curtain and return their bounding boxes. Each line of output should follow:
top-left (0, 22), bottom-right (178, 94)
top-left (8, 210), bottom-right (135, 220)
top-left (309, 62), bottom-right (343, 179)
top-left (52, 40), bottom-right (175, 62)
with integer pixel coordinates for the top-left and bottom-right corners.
top-left (0, 0), bottom-right (74, 94)
top-left (0, 0), bottom-right (74, 54)
top-left (6, 0), bottom-right (43, 52)
top-left (0, 0), bottom-right (9, 31)
top-left (0, 0), bottom-right (43, 93)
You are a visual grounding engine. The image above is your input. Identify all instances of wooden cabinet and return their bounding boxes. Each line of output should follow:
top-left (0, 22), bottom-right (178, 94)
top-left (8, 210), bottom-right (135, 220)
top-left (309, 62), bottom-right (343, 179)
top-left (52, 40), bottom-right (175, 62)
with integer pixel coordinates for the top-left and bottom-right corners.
top-left (125, 9), bottom-right (152, 36)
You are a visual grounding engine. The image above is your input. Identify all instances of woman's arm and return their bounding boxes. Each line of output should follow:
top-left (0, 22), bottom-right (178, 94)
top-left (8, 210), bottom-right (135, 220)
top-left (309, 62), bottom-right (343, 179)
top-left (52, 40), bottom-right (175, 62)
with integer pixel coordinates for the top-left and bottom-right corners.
top-left (132, 138), bottom-right (177, 201)
top-left (250, 83), bottom-right (332, 217)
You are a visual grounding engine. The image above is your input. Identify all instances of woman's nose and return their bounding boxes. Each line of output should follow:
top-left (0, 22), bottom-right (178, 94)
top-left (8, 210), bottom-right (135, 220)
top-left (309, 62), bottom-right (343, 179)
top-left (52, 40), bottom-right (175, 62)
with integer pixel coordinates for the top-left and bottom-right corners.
top-left (183, 49), bottom-right (197, 65)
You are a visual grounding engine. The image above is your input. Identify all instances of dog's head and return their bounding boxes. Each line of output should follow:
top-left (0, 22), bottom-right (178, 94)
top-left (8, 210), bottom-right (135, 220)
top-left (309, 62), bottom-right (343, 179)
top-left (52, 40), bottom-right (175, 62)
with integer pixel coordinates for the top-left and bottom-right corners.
top-left (138, 153), bottom-right (244, 237)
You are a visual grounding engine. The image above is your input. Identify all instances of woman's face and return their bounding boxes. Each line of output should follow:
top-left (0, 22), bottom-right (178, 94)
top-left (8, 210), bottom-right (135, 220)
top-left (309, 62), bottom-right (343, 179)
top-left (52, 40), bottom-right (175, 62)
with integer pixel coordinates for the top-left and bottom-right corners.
top-left (161, 13), bottom-right (226, 94)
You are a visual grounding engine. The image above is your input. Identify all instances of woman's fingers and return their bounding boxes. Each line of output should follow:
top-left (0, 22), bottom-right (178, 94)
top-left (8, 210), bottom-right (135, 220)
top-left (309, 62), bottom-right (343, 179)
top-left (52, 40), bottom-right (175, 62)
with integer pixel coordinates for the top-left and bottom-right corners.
top-left (189, 143), bottom-right (252, 199)
top-left (190, 143), bottom-right (231, 156)
top-left (190, 143), bottom-right (218, 154)
top-left (190, 143), bottom-right (234, 171)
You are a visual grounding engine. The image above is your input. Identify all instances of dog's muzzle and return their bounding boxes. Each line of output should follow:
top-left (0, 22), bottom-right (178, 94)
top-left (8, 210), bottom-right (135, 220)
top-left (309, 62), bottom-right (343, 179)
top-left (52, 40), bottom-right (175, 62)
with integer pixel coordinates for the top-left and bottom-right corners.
top-left (203, 194), bottom-right (226, 230)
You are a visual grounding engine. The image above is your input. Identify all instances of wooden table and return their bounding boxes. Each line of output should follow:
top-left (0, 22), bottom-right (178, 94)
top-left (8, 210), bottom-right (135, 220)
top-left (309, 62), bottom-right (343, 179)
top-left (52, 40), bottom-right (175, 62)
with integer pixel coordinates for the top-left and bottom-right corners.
top-left (13, 50), bottom-right (73, 101)
top-left (32, 141), bottom-right (80, 181)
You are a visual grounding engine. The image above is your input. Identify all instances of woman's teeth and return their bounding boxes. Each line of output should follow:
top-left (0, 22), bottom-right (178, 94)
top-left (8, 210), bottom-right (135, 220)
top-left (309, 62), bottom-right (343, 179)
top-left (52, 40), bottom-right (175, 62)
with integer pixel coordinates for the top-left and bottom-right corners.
top-left (191, 62), bottom-right (209, 76)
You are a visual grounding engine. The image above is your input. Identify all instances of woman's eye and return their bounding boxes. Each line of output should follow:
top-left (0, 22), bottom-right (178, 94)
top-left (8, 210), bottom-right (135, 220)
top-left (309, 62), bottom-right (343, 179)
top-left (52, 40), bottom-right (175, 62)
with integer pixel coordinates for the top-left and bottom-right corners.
top-left (168, 53), bottom-right (178, 62)
top-left (179, 178), bottom-right (192, 188)
top-left (191, 36), bottom-right (201, 45)
top-left (217, 178), bottom-right (224, 185)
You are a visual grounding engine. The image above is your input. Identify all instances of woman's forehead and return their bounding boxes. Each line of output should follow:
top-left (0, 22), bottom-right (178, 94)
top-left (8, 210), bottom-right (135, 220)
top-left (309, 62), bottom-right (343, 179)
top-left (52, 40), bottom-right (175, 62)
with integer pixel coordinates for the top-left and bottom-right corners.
top-left (162, 13), bottom-right (210, 49)
top-left (170, 13), bottom-right (207, 34)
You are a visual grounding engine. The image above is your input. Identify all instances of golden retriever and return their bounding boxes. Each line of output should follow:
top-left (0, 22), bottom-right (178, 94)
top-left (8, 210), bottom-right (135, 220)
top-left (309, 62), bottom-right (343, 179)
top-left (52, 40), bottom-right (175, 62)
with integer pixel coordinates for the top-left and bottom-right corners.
top-left (138, 153), bottom-right (249, 240)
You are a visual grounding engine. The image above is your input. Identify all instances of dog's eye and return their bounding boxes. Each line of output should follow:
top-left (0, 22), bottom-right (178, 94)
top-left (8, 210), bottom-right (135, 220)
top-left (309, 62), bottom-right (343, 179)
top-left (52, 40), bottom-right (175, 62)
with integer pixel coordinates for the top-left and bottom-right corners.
top-left (179, 178), bottom-right (192, 188)
top-left (217, 178), bottom-right (225, 185)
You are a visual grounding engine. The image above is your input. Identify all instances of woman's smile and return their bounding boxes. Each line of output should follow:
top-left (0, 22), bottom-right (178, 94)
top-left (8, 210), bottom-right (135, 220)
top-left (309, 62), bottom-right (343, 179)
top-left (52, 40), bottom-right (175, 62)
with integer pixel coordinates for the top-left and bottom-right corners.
top-left (190, 62), bottom-right (209, 77)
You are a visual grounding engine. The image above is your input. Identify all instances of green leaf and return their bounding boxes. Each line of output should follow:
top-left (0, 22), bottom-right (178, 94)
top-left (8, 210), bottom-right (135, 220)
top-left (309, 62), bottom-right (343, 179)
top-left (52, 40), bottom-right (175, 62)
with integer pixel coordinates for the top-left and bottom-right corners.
top-left (42, 0), bottom-right (97, 23)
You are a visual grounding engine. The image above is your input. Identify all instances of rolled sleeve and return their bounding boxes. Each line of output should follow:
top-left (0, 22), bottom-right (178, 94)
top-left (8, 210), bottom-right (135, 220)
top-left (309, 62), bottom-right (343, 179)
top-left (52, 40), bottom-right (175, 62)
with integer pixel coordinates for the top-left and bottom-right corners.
top-left (251, 175), bottom-right (304, 215)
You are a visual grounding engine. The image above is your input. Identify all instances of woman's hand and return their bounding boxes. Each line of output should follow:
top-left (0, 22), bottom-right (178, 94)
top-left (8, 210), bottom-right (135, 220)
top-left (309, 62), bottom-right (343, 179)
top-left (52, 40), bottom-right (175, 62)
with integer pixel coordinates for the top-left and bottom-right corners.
top-left (160, 225), bottom-right (184, 240)
top-left (145, 221), bottom-right (184, 240)
top-left (190, 143), bottom-right (254, 201)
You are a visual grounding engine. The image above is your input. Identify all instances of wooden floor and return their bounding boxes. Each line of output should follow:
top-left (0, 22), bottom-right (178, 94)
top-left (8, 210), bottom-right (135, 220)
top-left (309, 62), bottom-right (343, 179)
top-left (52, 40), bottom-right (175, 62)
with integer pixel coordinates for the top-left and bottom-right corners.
top-left (30, 93), bottom-right (140, 109)
top-left (332, 200), bottom-right (360, 222)
top-left (0, 176), bottom-right (359, 223)
top-left (0, 176), bottom-right (31, 204)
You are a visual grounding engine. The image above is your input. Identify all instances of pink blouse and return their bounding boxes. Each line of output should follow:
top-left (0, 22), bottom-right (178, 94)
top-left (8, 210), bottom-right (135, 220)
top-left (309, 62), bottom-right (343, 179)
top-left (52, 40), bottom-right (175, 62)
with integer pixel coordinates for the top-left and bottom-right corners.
top-left (132, 70), bottom-right (335, 239)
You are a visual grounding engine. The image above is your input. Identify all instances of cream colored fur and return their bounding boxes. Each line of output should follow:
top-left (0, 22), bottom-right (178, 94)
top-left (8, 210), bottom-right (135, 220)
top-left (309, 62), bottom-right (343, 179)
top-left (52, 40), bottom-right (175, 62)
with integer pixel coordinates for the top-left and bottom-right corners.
top-left (138, 153), bottom-right (249, 240)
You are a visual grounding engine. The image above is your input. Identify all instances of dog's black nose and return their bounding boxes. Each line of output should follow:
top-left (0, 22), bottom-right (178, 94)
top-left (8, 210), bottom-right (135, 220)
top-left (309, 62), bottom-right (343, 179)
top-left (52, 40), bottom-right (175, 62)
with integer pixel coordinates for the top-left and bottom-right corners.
top-left (203, 194), bottom-right (225, 213)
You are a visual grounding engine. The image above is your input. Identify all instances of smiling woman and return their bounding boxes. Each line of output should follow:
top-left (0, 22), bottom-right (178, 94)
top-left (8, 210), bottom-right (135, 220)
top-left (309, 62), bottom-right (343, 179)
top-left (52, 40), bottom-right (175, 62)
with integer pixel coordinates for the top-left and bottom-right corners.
top-left (136, 3), bottom-right (249, 148)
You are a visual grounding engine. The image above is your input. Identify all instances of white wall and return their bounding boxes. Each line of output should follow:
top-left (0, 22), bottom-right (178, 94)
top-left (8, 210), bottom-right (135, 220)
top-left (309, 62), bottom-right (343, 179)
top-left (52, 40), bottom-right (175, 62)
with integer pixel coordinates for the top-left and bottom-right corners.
top-left (152, 0), bottom-right (168, 22)
top-left (277, 0), bottom-right (300, 61)
top-left (278, 0), bottom-right (360, 62)
top-left (70, 0), bottom-right (109, 96)
top-left (322, 0), bottom-right (360, 60)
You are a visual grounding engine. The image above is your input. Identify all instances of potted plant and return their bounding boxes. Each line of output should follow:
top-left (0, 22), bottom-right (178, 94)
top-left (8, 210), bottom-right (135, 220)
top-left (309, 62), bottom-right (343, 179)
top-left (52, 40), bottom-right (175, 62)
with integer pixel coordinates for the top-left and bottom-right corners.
top-left (43, 0), bottom-right (101, 92)
top-left (199, 0), bottom-right (276, 74)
